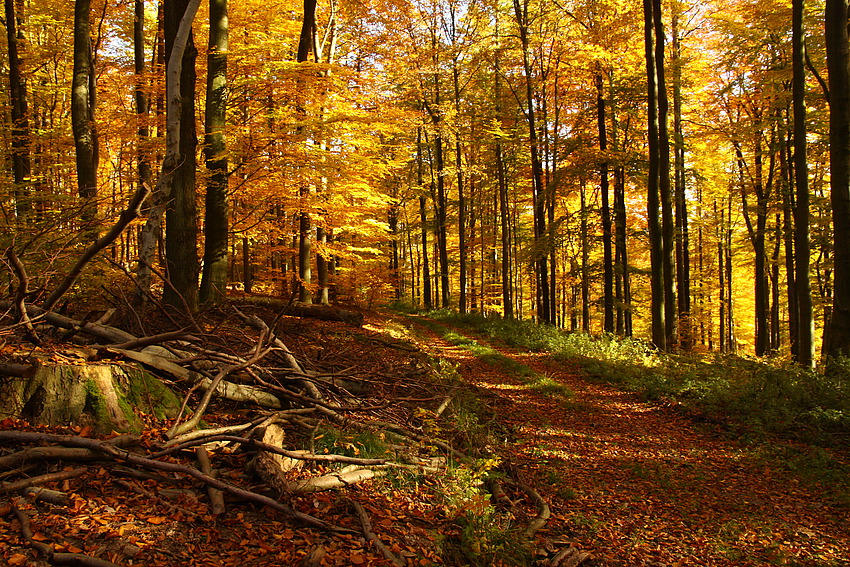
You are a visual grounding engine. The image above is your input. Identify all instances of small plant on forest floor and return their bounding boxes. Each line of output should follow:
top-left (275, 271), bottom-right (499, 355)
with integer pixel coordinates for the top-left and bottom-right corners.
top-left (311, 426), bottom-right (394, 460)
top-left (436, 457), bottom-right (532, 566)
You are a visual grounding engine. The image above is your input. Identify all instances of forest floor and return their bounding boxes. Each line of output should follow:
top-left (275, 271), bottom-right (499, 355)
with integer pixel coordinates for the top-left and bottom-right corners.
top-left (398, 312), bottom-right (850, 567)
top-left (1, 307), bottom-right (849, 567)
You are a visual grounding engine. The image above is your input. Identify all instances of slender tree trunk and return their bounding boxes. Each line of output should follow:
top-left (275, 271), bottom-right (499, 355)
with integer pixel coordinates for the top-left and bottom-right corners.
top-left (717, 200), bottom-right (726, 353)
top-left (136, 0), bottom-right (199, 309)
top-left (4, 0), bottom-right (31, 221)
top-left (726, 197), bottom-right (736, 353)
top-left (672, 9), bottom-right (691, 350)
top-left (596, 71), bottom-right (614, 333)
top-left (580, 181), bottom-right (590, 332)
top-left (434, 131), bottom-right (450, 308)
top-left (418, 129), bottom-right (432, 310)
top-left (162, 0), bottom-right (199, 311)
top-left (513, 0), bottom-right (550, 323)
top-left (134, 0), bottom-right (151, 194)
top-left (643, 0), bottom-right (666, 349)
top-left (494, 23), bottom-right (513, 319)
top-left (72, 0), bottom-right (99, 225)
top-left (653, 0), bottom-right (677, 348)
top-left (131, 0), bottom-right (151, 307)
top-left (782, 138), bottom-right (800, 358)
top-left (792, 0), bottom-right (815, 365)
top-left (296, 0), bottom-right (317, 304)
top-left (199, 0), bottom-right (229, 304)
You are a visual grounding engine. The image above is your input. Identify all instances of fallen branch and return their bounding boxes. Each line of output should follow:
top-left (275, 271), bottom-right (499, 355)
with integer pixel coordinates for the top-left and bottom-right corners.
top-left (0, 431), bottom-right (355, 534)
top-left (348, 499), bottom-right (404, 567)
top-left (166, 343), bottom-right (274, 438)
top-left (0, 468), bottom-right (88, 493)
top-left (517, 480), bottom-right (551, 537)
top-left (195, 446), bottom-right (225, 515)
top-left (106, 328), bottom-right (195, 351)
top-left (41, 182), bottom-right (151, 313)
top-left (288, 466), bottom-right (385, 494)
top-left (153, 434), bottom-right (390, 466)
top-left (23, 486), bottom-right (71, 507)
top-left (5, 247), bottom-right (40, 343)
top-left (0, 361), bottom-right (31, 377)
top-left (112, 347), bottom-right (281, 409)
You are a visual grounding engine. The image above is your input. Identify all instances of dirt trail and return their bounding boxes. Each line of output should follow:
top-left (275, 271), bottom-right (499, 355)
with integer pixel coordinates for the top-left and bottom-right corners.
top-left (406, 317), bottom-right (850, 567)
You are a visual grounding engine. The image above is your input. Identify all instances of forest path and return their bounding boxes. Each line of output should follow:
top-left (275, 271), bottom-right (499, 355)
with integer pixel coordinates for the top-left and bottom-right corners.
top-left (399, 314), bottom-right (849, 567)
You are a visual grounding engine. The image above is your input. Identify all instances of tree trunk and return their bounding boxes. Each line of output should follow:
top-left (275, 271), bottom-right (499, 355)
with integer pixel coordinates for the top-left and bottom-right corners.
top-left (162, 0), bottom-right (199, 312)
top-left (717, 200), bottom-right (726, 353)
top-left (137, 0), bottom-right (199, 309)
top-left (4, 0), bottom-right (31, 222)
top-left (199, 0), bottom-right (229, 305)
top-left (72, 0), bottom-right (99, 226)
top-left (653, 0), bottom-right (677, 349)
top-left (781, 139), bottom-right (800, 358)
top-left (671, 10), bottom-right (691, 350)
top-left (514, 0), bottom-right (550, 324)
top-left (614, 165), bottom-right (631, 336)
top-left (792, 0), bottom-right (814, 365)
top-left (580, 181), bottom-right (590, 332)
top-left (296, 0), bottom-right (317, 304)
top-left (825, 0), bottom-right (850, 357)
top-left (596, 71), bottom-right (614, 333)
top-left (494, 23), bottom-right (513, 319)
top-left (644, 0), bottom-right (666, 349)
top-left (418, 130), bottom-right (432, 310)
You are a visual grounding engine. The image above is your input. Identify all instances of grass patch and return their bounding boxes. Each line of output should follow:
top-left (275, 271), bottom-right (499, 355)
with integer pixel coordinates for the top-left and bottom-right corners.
top-left (411, 315), bottom-right (574, 403)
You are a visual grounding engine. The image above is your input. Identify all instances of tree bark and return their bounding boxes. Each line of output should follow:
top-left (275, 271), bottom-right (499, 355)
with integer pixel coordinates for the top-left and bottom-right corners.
top-left (4, 0), bottom-right (31, 221)
top-left (296, 0), bottom-right (317, 304)
top-left (514, 0), bottom-right (550, 324)
top-left (596, 71), bottom-right (614, 333)
top-left (72, 0), bottom-right (99, 226)
top-left (792, 0), bottom-right (814, 365)
top-left (162, 0), bottom-right (200, 312)
top-left (199, 0), bottom-right (229, 305)
top-left (653, 0), bottom-right (677, 349)
top-left (671, 9), bottom-right (691, 350)
top-left (417, 129), bottom-right (432, 310)
top-left (643, 0), bottom-right (666, 349)
top-left (825, 0), bottom-right (850, 357)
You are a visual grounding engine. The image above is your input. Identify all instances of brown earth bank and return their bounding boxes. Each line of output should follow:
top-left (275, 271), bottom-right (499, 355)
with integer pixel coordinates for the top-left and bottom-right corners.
top-left (0, 306), bottom-right (847, 567)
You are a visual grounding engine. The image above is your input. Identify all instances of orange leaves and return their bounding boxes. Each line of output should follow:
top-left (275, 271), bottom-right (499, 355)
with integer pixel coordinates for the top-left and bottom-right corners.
top-left (7, 553), bottom-right (29, 566)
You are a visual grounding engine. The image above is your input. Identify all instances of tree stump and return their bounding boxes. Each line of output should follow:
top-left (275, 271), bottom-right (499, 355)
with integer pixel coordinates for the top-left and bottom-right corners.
top-left (0, 360), bottom-right (180, 432)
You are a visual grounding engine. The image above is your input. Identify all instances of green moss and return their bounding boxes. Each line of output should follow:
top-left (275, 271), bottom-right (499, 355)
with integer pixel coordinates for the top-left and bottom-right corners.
top-left (123, 366), bottom-right (181, 420)
top-left (83, 377), bottom-right (141, 433)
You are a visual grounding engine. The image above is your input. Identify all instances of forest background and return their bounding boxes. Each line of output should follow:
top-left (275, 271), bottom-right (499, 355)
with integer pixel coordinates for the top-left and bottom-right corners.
top-left (4, 0), bottom-right (850, 365)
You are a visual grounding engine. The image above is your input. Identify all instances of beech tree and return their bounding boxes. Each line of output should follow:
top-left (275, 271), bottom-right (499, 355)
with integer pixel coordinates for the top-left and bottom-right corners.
top-left (72, 0), bottom-right (98, 226)
top-left (824, 0), bottom-right (850, 357)
top-left (199, 0), bottom-right (229, 304)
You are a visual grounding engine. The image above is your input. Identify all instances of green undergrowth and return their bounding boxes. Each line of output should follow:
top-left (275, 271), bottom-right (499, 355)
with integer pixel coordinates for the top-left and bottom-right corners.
top-left (313, 359), bottom-right (531, 564)
top-left (411, 309), bottom-right (850, 504)
top-left (413, 316), bottom-right (574, 403)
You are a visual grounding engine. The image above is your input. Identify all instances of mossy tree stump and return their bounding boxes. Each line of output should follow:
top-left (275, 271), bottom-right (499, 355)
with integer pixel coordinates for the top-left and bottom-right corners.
top-left (0, 361), bottom-right (180, 433)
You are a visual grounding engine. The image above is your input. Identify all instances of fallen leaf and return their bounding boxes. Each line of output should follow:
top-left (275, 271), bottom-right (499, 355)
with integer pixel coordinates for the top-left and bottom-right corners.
top-left (8, 553), bottom-right (28, 566)
top-left (146, 516), bottom-right (167, 525)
